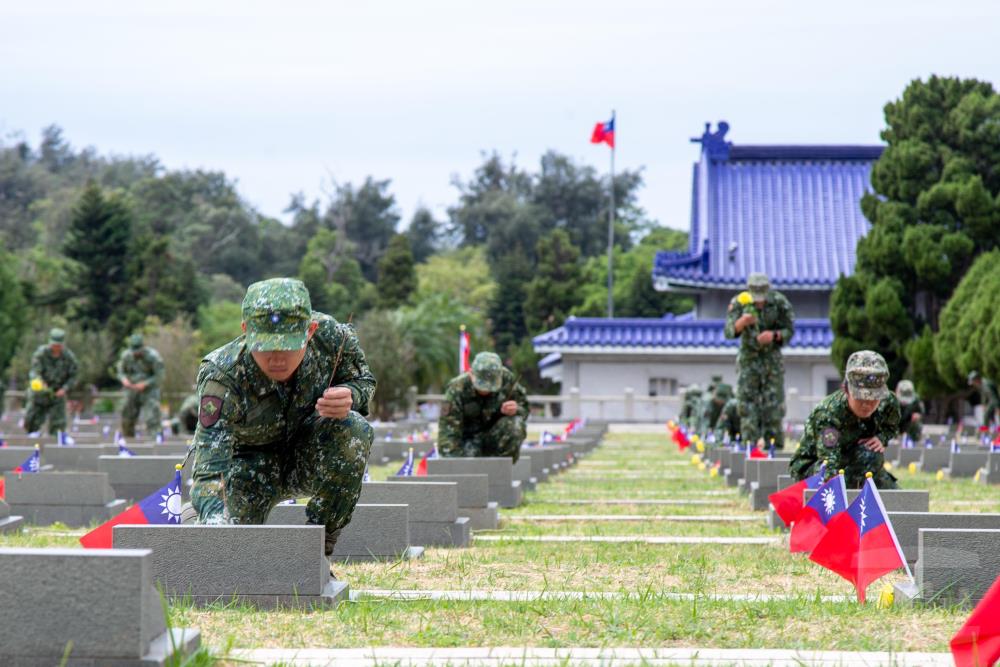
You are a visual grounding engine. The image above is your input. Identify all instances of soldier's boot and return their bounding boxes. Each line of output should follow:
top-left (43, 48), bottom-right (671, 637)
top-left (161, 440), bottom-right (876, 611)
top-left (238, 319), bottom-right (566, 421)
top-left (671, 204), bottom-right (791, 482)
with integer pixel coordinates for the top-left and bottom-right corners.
top-left (122, 421), bottom-right (136, 439)
top-left (324, 528), bottom-right (342, 580)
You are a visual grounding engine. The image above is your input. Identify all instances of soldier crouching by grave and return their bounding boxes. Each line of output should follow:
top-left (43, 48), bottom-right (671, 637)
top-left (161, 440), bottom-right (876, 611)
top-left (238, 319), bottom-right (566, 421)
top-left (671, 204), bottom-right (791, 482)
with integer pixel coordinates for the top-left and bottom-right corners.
top-left (438, 352), bottom-right (528, 464)
top-left (24, 328), bottom-right (79, 435)
top-left (189, 278), bottom-right (376, 560)
top-left (117, 333), bottom-right (165, 438)
top-left (171, 393), bottom-right (200, 435)
top-left (968, 370), bottom-right (1000, 429)
top-left (790, 350), bottom-right (900, 489)
top-left (714, 392), bottom-right (741, 443)
top-left (895, 380), bottom-right (924, 444)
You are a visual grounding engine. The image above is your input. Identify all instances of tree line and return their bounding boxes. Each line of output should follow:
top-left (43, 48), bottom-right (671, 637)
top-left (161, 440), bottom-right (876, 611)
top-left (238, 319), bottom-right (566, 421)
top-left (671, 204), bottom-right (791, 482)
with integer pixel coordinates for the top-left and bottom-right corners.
top-left (0, 130), bottom-right (689, 418)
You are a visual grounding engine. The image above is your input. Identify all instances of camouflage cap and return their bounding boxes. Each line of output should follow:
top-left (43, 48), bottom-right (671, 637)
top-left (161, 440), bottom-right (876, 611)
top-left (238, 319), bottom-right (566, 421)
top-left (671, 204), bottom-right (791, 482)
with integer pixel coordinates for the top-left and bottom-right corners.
top-left (845, 350), bottom-right (890, 401)
top-left (48, 328), bottom-right (65, 344)
top-left (128, 333), bottom-right (144, 350)
top-left (710, 374), bottom-right (723, 384)
top-left (715, 382), bottom-right (733, 399)
top-left (471, 352), bottom-right (504, 393)
top-left (747, 272), bottom-right (770, 298)
top-left (895, 380), bottom-right (916, 404)
top-left (241, 278), bottom-right (313, 352)
top-left (968, 370), bottom-right (981, 385)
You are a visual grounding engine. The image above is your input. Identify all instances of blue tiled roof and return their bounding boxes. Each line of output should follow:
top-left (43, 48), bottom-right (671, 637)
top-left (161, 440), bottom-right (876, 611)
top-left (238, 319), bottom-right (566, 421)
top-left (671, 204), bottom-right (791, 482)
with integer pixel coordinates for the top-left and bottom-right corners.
top-left (533, 315), bottom-right (833, 351)
top-left (539, 352), bottom-right (562, 369)
top-left (655, 123), bottom-right (883, 290)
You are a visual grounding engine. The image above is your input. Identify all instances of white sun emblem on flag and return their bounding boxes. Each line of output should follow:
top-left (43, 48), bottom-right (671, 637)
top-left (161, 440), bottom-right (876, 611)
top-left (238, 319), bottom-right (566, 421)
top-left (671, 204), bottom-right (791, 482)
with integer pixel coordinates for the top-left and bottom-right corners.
top-left (822, 487), bottom-right (837, 515)
top-left (159, 484), bottom-right (183, 523)
top-left (858, 496), bottom-right (868, 531)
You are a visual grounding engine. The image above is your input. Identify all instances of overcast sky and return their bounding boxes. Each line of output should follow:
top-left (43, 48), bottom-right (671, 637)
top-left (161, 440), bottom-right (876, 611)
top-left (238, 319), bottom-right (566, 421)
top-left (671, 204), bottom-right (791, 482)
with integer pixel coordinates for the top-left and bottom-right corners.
top-left (2, 1), bottom-right (998, 231)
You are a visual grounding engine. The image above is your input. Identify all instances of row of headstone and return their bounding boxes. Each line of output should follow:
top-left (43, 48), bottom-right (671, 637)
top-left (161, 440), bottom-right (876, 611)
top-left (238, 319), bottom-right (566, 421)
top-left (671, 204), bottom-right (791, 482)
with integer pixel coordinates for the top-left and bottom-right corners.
top-left (894, 528), bottom-right (1000, 606)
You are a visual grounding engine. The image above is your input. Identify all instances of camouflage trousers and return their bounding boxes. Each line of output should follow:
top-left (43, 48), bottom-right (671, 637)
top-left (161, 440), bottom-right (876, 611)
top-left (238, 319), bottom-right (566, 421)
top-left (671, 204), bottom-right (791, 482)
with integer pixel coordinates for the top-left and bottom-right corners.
top-left (902, 417), bottom-right (923, 444)
top-left (24, 392), bottom-right (67, 435)
top-left (737, 354), bottom-right (785, 448)
top-left (190, 411), bottom-right (374, 532)
top-left (121, 388), bottom-right (162, 437)
top-left (445, 415), bottom-right (526, 463)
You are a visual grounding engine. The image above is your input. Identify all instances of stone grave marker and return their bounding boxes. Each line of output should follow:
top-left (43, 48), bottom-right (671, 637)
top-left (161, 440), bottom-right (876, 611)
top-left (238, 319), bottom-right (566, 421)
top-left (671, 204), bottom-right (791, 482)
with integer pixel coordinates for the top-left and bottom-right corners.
top-left (5, 471), bottom-right (126, 527)
top-left (0, 499), bottom-right (22, 533)
top-left (266, 503), bottom-right (423, 562)
top-left (903, 528), bottom-right (1000, 605)
top-left (889, 512), bottom-right (1000, 565)
top-left (427, 457), bottom-right (523, 508)
top-left (948, 450), bottom-right (989, 478)
top-left (920, 448), bottom-right (951, 473)
top-left (512, 455), bottom-right (537, 492)
top-left (113, 524), bottom-right (349, 608)
top-left (98, 455), bottom-right (190, 502)
top-left (978, 452), bottom-right (1000, 485)
top-left (387, 473), bottom-right (498, 530)
top-left (0, 547), bottom-right (201, 666)
top-left (360, 480), bottom-right (470, 547)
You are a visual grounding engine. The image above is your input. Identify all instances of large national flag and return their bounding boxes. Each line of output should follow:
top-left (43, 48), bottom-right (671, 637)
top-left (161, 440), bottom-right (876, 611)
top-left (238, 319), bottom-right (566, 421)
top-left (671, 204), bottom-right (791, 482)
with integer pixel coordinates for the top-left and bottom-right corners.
top-left (459, 327), bottom-right (471, 373)
top-left (768, 465), bottom-right (826, 528)
top-left (395, 448), bottom-right (415, 477)
top-left (591, 115), bottom-right (615, 148)
top-left (80, 467), bottom-right (184, 548)
top-left (789, 473), bottom-right (847, 554)
top-left (415, 444), bottom-right (438, 476)
top-left (951, 574), bottom-right (1000, 667)
top-left (808, 475), bottom-right (908, 603)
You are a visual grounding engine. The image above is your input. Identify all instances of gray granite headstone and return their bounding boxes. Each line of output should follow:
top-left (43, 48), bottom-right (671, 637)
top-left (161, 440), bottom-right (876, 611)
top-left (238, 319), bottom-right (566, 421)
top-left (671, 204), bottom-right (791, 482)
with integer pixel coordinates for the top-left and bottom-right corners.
top-left (42, 444), bottom-right (117, 471)
top-left (5, 471), bottom-right (126, 527)
top-left (748, 459), bottom-right (791, 511)
top-left (889, 512), bottom-right (1000, 565)
top-left (914, 528), bottom-right (1000, 604)
top-left (359, 481), bottom-right (469, 547)
top-left (113, 524), bottom-right (348, 608)
top-left (0, 499), bottom-right (22, 533)
top-left (98, 455), bottom-right (190, 502)
top-left (978, 452), bottom-right (1000, 485)
top-left (920, 448), bottom-right (951, 473)
top-left (949, 451), bottom-right (989, 478)
top-left (895, 448), bottom-right (923, 467)
top-left (0, 547), bottom-right (200, 665)
top-left (427, 457), bottom-right (523, 508)
top-left (512, 456), bottom-right (537, 492)
top-left (0, 446), bottom-right (39, 470)
top-left (804, 488), bottom-right (930, 512)
top-left (519, 447), bottom-right (550, 482)
top-left (386, 474), bottom-right (497, 530)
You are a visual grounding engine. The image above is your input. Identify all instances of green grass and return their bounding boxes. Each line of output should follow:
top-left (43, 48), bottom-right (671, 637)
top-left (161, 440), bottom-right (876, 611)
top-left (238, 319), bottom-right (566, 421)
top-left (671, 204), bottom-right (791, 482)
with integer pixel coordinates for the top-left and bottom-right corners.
top-left (2, 429), bottom-right (984, 659)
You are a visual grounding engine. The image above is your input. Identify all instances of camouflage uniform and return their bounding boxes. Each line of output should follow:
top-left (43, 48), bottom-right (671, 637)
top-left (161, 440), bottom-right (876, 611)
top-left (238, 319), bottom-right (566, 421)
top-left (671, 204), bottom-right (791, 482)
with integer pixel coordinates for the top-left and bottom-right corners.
top-left (698, 381), bottom-right (733, 435)
top-left (190, 279), bottom-right (376, 540)
top-left (172, 394), bottom-right (200, 435)
top-left (438, 352), bottom-right (529, 463)
top-left (723, 273), bottom-right (794, 448)
top-left (116, 334), bottom-right (165, 437)
top-left (969, 372), bottom-right (1000, 427)
top-left (679, 385), bottom-right (703, 432)
top-left (895, 380), bottom-right (924, 443)
top-left (24, 329), bottom-right (78, 435)
top-left (714, 395), bottom-right (742, 442)
top-left (790, 351), bottom-right (900, 490)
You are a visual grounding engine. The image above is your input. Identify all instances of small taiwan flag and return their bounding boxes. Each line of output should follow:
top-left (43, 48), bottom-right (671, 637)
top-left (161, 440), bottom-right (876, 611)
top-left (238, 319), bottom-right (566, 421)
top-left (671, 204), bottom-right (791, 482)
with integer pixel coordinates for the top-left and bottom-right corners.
top-left (459, 327), bottom-right (471, 373)
top-left (363, 466), bottom-right (371, 482)
top-left (57, 431), bottom-right (75, 446)
top-left (395, 448), bottom-right (415, 477)
top-left (80, 467), bottom-right (184, 549)
top-left (809, 474), bottom-right (908, 603)
top-left (768, 465), bottom-right (826, 528)
top-left (590, 114), bottom-right (615, 148)
top-left (415, 445), bottom-right (439, 476)
top-left (118, 443), bottom-right (136, 457)
top-left (789, 473), bottom-right (848, 554)
top-left (14, 447), bottom-right (41, 474)
top-left (951, 574), bottom-right (1000, 667)
top-left (747, 445), bottom-right (769, 460)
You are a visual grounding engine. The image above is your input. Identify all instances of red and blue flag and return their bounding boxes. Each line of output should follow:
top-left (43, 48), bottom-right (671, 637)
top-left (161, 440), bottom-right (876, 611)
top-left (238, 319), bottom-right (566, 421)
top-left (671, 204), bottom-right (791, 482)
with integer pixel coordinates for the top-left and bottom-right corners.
top-left (768, 464), bottom-right (826, 528)
top-left (395, 448), bottom-right (415, 477)
top-left (118, 443), bottom-right (136, 457)
top-left (590, 115), bottom-right (615, 148)
top-left (951, 574), bottom-right (1000, 667)
top-left (789, 473), bottom-right (847, 554)
top-left (808, 475), bottom-right (908, 603)
top-left (415, 444), bottom-right (438, 476)
top-left (13, 447), bottom-right (41, 474)
top-left (80, 467), bottom-right (184, 549)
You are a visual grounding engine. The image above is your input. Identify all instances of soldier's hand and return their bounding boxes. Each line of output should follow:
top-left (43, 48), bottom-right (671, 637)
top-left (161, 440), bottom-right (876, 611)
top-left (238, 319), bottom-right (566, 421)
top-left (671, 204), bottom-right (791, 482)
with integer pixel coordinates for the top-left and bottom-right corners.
top-left (756, 330), bottom-right (775, 346)
top-left (735, 313), bottom-right (756, 332)
top-left (859, 437), bottom-right (885, 453)
top-left (121, 379), bottom-right (133, 390)
top-left (55, 388), bottom-right (67, 398)
top-left (135, 382), bottom-right (147, 392)
top-left (500, 400), bottom-right (518, 416)
top-left (317, 386), bottom-right (353, 420)
top-left (911, 413), bottom-right (921, 422)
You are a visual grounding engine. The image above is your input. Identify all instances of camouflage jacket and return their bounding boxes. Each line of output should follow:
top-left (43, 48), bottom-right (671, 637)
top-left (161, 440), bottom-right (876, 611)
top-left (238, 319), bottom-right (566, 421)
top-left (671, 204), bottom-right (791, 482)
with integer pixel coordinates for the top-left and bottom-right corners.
top-left (980, 379), bottom-right (1000, 408)
top-left (714, 397), bottom-right (741, 440)
top-left (192, 312), bottom-right (376, 452)
top-left (116, 347), bottom-right (165, 389)
top-left (723, 291), bottom-right (795, 362)
top-left (29, 344), bottom-right (78, 393)
top-left (438, 369), bottom-right (528, 450)
top-left (899, 395), bottom-right (925, 427)
top-left (790, 390), bottom-right (901, 486)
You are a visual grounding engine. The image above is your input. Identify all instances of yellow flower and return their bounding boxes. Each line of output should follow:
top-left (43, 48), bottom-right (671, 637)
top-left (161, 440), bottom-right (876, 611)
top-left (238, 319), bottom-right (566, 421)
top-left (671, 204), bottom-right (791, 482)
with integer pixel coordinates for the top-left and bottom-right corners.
top-left (883, 461), bottom-right (893, 471)
top-left (709, 467), bottom-right (719, 478)
top-left (737, 291), bottom-right (753, 305)
top-left (935, 470), bottom-right (945, 482)
top-left (30, 378), bottom-right (44, 392)
top-left (690, 454), bottom-right (701, 465)
top-left (876, 584), bottom-right (894, 609)
top-left (907, 462), bottom-right (917, 475)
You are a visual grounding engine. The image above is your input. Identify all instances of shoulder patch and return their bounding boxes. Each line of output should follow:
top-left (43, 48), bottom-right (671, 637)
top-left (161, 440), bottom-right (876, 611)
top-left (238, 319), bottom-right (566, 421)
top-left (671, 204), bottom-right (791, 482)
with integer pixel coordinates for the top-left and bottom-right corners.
top-left (199, 395), bottom-right (223, 428)
top-left (821, 427), bottom-right (840, 448)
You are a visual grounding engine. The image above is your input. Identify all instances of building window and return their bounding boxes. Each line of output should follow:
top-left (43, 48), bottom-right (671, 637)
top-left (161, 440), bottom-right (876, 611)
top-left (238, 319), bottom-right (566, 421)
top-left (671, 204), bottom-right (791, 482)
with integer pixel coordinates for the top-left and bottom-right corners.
top-left (649, 377), bottom-right (677, 397)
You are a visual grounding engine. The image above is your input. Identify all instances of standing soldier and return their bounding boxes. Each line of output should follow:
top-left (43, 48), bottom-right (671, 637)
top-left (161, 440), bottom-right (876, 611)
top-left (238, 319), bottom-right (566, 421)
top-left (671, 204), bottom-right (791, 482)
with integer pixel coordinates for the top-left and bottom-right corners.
top-left (438, 352), bottom-right (529, 463)
top-left (117, 334), bottom-right (165, 438)
top-left (895, 380), bottom-right (924, 444)
top-left (188, 278), bottom-right (376, 560)
top-left (24, 329), bottom-right (79, 435)
top-left (790, 351), bottom-right (900, 489)
top-left (714, 392), bottom-right (741, 443)
top-left (968, 371), bottom-right (1000, 429)
top-left (724, 273), bottom-right (794, 448)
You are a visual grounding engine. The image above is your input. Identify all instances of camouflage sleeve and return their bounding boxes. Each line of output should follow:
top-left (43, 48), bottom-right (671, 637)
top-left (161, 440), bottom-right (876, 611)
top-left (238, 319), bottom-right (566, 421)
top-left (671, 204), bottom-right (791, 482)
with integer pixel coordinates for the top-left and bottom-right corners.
top-left (28, 347), bottom-right (44, 382)
top-left (876, 395), bottom-right (901, 447)
top-left (147, 350), bottom-right (165, 389)
top-left (115, 350), bottom-right (129, 384)
top-left (776, 294), bottom-right (794, 345)
top-left (723, 297), bottom-right (741, 339)
top-left (189, 363), bottom-right (242, 524)
top-left (791, 407), bottom-right (843, 480)
top-left (62, 349), bottom-right (79, 391)
top-left (331, 322), bottom-right (376, 417)
top-left (437, 382), bottom-right (464, 456)
top-left (507, 370), bottom-right (529, 419)
top-left (986, 381), bottom-right (1000, 408)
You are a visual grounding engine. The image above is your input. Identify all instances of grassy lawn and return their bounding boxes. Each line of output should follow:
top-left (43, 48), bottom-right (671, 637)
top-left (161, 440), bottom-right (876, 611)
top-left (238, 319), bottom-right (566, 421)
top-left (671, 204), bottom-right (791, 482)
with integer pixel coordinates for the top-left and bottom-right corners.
top-left (2, 429), bottom-right (988, 660)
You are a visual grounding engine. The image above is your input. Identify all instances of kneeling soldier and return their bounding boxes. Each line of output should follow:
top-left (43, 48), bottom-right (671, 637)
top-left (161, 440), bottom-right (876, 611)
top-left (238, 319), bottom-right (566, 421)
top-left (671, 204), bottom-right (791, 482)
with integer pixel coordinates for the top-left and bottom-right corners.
top-left (189, 278), bottom-right (376, 559)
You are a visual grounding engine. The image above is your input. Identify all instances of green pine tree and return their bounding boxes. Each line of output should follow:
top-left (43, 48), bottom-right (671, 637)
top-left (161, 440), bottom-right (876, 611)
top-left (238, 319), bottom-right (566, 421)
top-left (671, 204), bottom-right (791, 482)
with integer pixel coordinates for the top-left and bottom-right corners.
top-left (523, 229), bottom-right (583, 333)
top-left (377, 234), bottom-right (418, 309)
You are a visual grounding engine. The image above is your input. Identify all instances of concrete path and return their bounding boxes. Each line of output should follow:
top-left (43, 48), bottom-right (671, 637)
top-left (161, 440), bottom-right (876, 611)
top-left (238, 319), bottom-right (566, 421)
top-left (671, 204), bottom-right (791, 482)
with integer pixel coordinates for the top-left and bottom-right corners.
top-left (230, 646), bottom-right (951, 666)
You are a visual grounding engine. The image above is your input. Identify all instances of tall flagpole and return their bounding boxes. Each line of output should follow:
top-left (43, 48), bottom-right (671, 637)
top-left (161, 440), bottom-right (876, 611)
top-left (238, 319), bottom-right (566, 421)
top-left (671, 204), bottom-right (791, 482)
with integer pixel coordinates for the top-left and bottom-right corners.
top-left (606, 110), bottom-right (616, 319)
